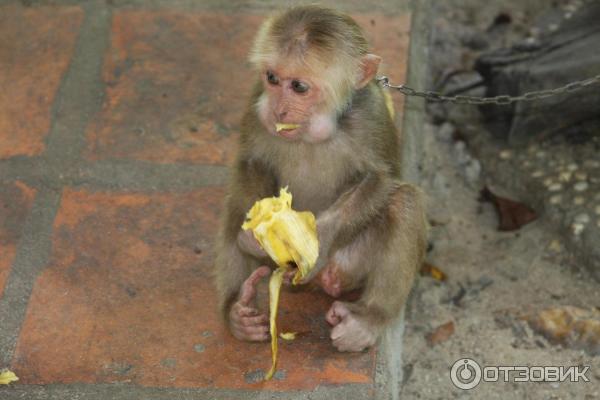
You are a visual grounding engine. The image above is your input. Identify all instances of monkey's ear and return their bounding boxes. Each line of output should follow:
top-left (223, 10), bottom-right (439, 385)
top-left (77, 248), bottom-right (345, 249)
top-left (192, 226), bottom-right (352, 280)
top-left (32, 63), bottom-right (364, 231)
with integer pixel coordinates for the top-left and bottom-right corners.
top-left (356, 54), bottom-right (381, 89)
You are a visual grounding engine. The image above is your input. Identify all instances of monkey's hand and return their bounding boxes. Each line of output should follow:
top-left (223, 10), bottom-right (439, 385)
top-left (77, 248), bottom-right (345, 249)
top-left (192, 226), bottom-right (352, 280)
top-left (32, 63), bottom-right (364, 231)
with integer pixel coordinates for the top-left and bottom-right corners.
top-left (326, 301), bottom-right (379, 352)
top-left (237, 229), bottom-right (268, 259)
top-left (229, 266), bottom-right (270, 342)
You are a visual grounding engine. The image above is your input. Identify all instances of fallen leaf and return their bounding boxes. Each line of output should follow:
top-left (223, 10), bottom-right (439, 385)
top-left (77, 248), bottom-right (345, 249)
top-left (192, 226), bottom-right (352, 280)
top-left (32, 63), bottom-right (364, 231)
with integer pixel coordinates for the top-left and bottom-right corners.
top-left (480, 186), bottom-right (537, 231)
top-left (0, 369), bottom-right (18, 385)
top-left (524, 306), bottom-right (600, 356)
top-left (420, 262), bottom-right (447, 281)
top-left (426, 321), bottom-right (455, 346)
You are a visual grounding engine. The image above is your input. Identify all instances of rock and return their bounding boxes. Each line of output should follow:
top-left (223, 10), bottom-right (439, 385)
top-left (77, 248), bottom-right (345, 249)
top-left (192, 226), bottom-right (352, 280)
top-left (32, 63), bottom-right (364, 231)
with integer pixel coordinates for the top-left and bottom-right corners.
top-left (464, 159), bottom-right (481, 184)
top-left (574, 181), bottom-right (589, 192)
top-left (426, 321), bottom-right (455, 346)
top-left (548, 183), bottom-right (563, 192)
top-left (524, 306), bottom-right (600, 356)
top-left (453, 141), bottom-right (471, 165)
top-left (499, 149), bottom-right (512, 160)
top-left (437, 122), bottom-right (455, 142)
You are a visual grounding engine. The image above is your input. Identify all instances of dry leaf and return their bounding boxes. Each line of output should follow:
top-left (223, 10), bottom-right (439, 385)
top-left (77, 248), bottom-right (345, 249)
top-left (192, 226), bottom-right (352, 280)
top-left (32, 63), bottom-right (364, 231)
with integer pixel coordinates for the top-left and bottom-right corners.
top-left (480, 186), bottom-right (537, 231)
top-left (420, 262), bottom-right (447, 281)
top-left (426, 321), bottom-right (455, 346)
top-left (524, 306), bottom-right (600, 355)
top-left (0, 369), bottom-right (18, 385)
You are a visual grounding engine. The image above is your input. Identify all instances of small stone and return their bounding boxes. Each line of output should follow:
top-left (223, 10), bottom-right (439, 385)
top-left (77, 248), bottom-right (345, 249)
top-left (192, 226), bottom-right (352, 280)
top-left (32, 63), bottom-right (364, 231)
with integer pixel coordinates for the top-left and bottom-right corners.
top-left (575, 213), bottom-right (590, 224)
top-left (597, 219), bottom-right (600, 228)
top-left (201, 330), bottom-right (214, 337)
top-left (465, 159), bottom-right (481, 183)
top-left (453, 141), bottom-right (470, 165)
top-left (531, 170), bottom-right (544, 178)
top-left (548, 240), bottom-right (561, 252)
top-left (536, 151), bottom-right (547, 159)
top-left (548, 23), bottom-right (559, 32)
top-left (572, 223), bottom-right (585, 235)
top-left (437, 122), bottom-right (455, 142)
top-left (575, 171), bottom-right (588, 181)
top-left (548, 183), bottom-right (562, 192)
top-left (194, 344), bottom-right (206, 353)
top-left (549, 195), bottom-right (562, 205)
top-left (574, 182), bottom-right (589, 192)
top-left (567, 163), bottom-right (578, 172)
top-left (558, 171), bottom-right (572, 182)
top-left (543, 177), bottom-right (554, 187)
top-left (522, 160), bottom-right (532, 168)
top-left (499, 150), bottom-right (512, 160)
top-left (573, 196), bottom-right (585, 206)
top-left (595, 205), bottom-right (600, 215)
top-left (584, 160), bottom-right (600, 168)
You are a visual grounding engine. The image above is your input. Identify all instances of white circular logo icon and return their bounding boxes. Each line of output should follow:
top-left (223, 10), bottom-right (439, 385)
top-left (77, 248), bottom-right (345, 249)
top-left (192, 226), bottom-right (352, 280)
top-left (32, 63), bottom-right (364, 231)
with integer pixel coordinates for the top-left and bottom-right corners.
top-left (450, 358), bottom-right (482, 390)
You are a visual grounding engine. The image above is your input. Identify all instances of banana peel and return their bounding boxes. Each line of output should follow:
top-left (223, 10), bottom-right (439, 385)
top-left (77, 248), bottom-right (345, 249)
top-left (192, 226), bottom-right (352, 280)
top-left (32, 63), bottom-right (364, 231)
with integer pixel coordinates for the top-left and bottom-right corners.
top-left (0, 369), bottom-right (18, 385)
top-left (242, 187), bottom-right (319, 380)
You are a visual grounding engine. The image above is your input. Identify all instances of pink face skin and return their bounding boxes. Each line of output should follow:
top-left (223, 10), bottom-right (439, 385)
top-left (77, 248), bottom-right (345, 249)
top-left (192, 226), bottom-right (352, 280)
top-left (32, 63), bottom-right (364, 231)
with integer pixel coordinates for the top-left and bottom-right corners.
top-left (256, 65), bottom-right (336, 143)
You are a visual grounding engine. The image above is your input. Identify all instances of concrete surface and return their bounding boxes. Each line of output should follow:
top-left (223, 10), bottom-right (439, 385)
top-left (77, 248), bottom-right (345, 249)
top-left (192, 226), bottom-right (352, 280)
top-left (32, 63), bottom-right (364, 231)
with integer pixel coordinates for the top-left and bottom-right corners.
top-left (0, 1), bottom-right (428, 399)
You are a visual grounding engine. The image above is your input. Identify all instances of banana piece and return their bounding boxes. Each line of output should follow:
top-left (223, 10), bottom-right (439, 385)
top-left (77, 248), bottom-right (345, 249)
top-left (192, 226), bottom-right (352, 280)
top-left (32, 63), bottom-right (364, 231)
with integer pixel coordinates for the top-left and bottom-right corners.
top-left (241, 187), bottom-right (319, 381)
top-left (275, 123), bottom-right (300, 132)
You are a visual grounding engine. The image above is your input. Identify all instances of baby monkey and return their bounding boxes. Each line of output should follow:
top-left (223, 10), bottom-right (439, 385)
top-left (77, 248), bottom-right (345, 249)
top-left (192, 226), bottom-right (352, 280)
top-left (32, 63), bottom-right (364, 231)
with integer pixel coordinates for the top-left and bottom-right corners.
top-left (215, 5), bottom-right (427, 352)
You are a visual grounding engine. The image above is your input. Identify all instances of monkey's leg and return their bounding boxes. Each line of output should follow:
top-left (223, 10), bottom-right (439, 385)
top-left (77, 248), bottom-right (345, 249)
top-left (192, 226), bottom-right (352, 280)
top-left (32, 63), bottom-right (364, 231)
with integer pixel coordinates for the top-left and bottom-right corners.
top-left (324, 183), bottom-right (427, 352)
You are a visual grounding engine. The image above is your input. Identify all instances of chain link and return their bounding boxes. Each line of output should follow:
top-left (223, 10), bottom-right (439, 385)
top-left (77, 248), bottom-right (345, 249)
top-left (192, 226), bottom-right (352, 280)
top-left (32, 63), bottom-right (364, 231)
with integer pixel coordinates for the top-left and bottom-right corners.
top-left (376, 74), bottom-right (600, 105)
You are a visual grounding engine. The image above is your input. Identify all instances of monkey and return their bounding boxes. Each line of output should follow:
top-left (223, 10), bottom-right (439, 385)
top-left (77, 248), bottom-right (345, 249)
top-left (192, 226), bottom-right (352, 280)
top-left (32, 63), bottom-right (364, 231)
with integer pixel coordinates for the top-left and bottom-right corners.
top-left (214, 5), bottom-right (428, 352)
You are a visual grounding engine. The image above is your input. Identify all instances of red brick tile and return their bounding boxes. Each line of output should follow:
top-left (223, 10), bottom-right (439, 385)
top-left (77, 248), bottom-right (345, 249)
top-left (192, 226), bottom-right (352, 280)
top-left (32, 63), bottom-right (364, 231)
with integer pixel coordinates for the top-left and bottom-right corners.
top-left (0, 5), bottom-right (83, 159)
top-left (84, 12), bottom-right (263, 165)
top-left (0, 182), bottom-right (36, 297)
top-left (85, 11), bottom-right (410, 165)
top-left (12, 188), bottom-right (374, 389)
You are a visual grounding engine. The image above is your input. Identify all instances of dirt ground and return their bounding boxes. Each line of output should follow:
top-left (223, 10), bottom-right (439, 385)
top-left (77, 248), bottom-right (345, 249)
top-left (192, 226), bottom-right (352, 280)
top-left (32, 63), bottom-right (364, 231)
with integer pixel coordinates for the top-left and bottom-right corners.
top-left (400, 1), bottom-right (600, 398)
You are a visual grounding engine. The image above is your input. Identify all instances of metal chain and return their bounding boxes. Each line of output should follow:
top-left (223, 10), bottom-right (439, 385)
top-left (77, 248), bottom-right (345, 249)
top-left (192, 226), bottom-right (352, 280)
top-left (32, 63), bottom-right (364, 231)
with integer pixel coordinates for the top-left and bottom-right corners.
top-left (376, 74), bottom-right (600, 105)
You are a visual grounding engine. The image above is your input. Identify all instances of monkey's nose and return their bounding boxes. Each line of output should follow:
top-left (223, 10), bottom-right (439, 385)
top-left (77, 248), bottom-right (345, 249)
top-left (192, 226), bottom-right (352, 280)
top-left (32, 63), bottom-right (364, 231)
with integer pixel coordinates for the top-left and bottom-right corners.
top-left (278, 111), bottom-right (287, 120)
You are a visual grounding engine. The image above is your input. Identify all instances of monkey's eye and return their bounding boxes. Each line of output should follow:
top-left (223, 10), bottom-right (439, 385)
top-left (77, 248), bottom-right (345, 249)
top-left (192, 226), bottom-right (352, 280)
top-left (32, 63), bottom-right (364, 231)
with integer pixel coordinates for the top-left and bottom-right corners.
top-left (266, 70), bottom-right (279, 85)
top-left (291, 80), bottom-right (309, 94)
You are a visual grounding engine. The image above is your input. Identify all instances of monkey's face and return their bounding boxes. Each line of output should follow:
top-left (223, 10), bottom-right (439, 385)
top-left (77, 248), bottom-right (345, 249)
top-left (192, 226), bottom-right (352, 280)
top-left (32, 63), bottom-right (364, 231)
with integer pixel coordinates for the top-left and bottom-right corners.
top-left (255, 65), bottom-right (336, 143)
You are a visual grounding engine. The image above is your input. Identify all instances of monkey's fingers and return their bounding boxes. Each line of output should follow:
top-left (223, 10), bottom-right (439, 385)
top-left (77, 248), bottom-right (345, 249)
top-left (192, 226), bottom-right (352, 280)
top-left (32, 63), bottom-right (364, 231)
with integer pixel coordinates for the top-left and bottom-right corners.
top-left (282, 270), bottom-right (296, 285)
top-left (326, 301), bottom-right (350, 326)
top-left (232, 322), bottom-right (269, 342)
top-left (239, 314), bottom-right (269, 327)
top-left (239, 266), bottom-right (271, 306)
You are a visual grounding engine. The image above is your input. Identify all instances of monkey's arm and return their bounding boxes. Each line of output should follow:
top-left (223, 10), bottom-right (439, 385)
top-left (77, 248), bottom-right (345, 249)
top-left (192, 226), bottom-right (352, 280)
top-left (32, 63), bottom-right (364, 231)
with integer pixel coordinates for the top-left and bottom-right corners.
top-left (214, 158), bottom-right (276, 319)
top-left (300, 171), bottom-right (399, 283)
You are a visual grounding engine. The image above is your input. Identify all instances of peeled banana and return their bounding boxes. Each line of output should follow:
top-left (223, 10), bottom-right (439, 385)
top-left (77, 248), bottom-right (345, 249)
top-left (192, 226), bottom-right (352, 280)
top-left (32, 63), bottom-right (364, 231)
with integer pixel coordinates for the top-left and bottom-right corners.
top-left (241, 187), bottom-right (319, 380)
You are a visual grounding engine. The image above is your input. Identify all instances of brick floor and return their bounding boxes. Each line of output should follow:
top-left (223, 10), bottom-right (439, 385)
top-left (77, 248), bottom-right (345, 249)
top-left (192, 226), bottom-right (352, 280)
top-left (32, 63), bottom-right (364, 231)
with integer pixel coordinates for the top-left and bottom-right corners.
top-left (0, 3), bottom-right (412, 398)
top-left (0, 5), bottom-right (83, 159)
top-left (11, 188), bottom-right (373, 389)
